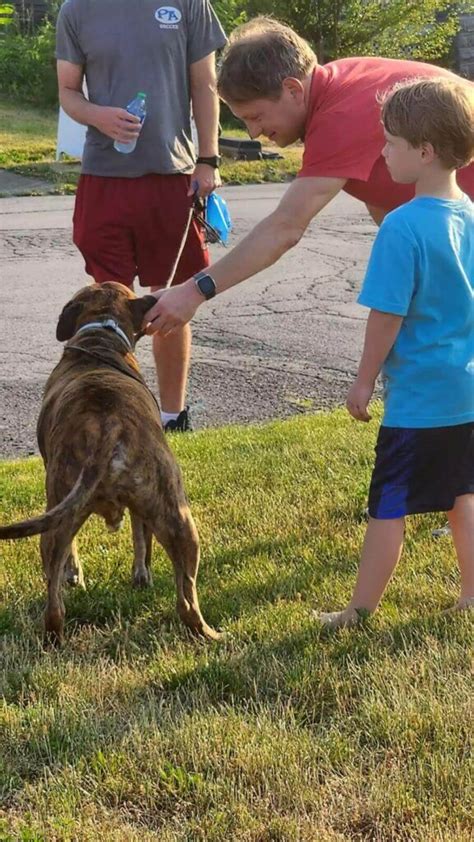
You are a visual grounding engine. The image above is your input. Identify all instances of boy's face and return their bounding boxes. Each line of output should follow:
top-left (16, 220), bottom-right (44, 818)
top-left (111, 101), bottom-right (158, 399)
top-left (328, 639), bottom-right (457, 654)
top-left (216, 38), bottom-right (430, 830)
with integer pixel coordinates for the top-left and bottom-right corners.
top-left (227, 79), bottom-right (307, 147)
top-left (382, 129), bottom-right (426, 183)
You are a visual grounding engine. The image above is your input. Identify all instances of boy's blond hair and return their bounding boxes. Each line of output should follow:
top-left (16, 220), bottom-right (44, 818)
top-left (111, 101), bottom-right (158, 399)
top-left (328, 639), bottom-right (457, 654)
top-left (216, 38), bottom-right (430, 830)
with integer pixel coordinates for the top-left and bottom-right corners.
top-left (217, 16), bottom-right (317, 103)
top-left (380, 77), bottom-right (474, 170)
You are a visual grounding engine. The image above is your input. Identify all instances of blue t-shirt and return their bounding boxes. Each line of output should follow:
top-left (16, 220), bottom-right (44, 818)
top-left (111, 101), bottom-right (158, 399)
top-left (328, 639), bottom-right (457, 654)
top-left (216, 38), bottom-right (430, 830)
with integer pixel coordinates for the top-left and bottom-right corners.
top-left (358, 194), bottom-right (474, 428)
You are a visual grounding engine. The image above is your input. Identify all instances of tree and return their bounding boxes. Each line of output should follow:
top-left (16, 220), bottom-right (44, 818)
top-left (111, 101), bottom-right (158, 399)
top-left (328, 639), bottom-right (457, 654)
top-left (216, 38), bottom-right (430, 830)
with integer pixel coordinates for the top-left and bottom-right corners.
top-left (213, 0), bottom-right (246, 36)
top-left (241, 0), bottom-right (462, 65)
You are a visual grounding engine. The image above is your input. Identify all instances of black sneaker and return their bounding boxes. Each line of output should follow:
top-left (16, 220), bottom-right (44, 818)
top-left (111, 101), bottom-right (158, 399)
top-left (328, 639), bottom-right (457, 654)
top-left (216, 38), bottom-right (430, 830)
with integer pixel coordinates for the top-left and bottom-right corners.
top-left (164, 407), bottom-right (192, 433)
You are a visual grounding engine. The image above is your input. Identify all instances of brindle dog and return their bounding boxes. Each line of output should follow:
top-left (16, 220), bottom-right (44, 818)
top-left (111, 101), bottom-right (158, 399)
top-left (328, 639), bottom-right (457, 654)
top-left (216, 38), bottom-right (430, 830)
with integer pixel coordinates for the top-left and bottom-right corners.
top-left (0, 282), bottom-right (218, 643)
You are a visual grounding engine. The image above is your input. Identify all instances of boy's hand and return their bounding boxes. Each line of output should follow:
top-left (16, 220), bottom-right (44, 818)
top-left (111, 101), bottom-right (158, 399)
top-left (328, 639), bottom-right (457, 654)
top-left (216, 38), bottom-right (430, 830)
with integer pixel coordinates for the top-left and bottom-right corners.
top-left (346, 378), bottom-right (374, 422)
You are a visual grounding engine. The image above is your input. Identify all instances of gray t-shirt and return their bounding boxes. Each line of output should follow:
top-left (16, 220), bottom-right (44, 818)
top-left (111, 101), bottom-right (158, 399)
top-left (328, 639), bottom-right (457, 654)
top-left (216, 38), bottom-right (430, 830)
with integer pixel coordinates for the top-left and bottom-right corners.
top-left (56, 0), bottom-right (226, 177)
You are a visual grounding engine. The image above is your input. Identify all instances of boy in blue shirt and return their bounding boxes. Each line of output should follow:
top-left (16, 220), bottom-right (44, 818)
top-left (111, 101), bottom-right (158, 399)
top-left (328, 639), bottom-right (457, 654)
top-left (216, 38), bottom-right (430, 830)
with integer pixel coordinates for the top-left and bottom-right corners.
top-left (318, 78), bottom-right (474, 628)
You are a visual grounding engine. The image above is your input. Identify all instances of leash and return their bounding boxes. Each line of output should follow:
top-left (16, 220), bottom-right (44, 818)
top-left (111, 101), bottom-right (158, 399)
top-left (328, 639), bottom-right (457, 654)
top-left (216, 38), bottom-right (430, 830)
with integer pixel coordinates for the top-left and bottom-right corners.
top-left (166, 187), bottom-right (225, 288)
top-left (134, 187), bottom-right (224, 342)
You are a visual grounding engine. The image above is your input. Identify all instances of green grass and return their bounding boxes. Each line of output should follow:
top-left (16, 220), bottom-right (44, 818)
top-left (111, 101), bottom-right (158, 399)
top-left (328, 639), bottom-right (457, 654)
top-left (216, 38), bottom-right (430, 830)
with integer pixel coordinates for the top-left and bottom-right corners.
top-left (0, 99), bottom-right (302, 195)
top-left (0, 409), bottom-right (472, 840)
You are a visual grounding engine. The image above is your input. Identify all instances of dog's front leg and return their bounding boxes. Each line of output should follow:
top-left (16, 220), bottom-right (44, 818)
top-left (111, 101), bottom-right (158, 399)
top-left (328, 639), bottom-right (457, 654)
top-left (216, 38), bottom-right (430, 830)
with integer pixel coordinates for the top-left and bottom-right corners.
top-left (131, 512), bottom-right (153, 588)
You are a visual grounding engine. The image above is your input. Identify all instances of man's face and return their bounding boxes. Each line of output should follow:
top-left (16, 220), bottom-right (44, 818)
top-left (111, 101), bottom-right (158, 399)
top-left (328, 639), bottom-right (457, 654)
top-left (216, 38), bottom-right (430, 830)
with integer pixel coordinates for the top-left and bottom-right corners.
top-left (382, 129), bottom-right (425, 183)
top-left (227, 82), bottom-right (307, 147)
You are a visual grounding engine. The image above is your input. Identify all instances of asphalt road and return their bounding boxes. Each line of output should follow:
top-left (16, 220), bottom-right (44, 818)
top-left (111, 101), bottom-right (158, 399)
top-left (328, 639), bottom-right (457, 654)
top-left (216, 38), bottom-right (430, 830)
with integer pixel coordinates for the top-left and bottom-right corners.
top-left (0, 184), bottom-right (378, 459)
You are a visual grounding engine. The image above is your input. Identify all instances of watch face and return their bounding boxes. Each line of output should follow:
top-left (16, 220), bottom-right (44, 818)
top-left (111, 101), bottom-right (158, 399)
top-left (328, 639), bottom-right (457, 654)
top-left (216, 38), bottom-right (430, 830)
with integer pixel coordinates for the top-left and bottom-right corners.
top-left (196, 274), bottom-right (216, 299)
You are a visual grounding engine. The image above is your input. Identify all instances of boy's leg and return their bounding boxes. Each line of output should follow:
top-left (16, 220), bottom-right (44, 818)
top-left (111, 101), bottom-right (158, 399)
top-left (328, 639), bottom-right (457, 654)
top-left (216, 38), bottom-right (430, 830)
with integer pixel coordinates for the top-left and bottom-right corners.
top-left (318, 516), bottom-right (404, 628)
top-left (446, 493), bottom-right (474, 609)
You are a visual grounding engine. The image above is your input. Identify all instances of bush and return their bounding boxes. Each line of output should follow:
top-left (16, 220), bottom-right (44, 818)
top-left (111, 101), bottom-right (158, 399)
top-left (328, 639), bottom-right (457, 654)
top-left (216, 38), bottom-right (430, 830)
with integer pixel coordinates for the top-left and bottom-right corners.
top-left (0, 18), bottom-right (57, 107)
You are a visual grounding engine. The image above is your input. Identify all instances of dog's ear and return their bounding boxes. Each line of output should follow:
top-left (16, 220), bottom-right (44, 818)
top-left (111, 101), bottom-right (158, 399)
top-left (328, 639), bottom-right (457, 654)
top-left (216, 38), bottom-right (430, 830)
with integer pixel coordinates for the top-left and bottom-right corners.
top-left (56, 300), bottom-right (84, 342)
top-left (127, 295), bottom-right (158, 331)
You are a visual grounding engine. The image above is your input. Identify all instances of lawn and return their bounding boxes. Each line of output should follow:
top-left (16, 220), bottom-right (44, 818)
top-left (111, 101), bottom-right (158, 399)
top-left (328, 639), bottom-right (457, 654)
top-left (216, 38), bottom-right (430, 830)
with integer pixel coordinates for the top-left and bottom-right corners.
top-left (0, 99), bottom-right (302, 195)
top-left (0, 409), bottom-right (472, 841)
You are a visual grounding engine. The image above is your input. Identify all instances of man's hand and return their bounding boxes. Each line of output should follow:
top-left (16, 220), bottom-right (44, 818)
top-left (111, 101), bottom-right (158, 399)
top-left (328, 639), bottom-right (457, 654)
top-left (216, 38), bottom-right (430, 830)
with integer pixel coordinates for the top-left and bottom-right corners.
top-left (92, 106), bottom-right (141, 143)
top-left (188, 163), bottom-right (221, 198)
top-left (346, 378), bottom-right (374, 422)
top-left (144, 280), bottom-right (204, 336)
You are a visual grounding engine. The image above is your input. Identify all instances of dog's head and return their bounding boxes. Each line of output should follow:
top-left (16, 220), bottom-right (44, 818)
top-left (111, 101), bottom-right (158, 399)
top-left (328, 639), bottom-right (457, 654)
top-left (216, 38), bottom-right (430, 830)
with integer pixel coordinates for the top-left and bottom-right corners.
top-left (56, 282), bottom-right (156, 344)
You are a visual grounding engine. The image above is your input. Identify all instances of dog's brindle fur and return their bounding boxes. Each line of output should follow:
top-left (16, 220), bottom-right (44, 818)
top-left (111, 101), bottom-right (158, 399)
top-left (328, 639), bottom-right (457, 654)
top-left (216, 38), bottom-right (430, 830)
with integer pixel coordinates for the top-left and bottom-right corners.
top-left (0, 282), bottom-right (218, 643)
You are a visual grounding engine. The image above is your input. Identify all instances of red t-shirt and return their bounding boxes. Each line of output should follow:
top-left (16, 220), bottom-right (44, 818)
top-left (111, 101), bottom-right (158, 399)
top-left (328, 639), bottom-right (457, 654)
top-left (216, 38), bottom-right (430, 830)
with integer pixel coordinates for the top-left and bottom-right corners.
top-left (299, 56), bottom-right (473, 210)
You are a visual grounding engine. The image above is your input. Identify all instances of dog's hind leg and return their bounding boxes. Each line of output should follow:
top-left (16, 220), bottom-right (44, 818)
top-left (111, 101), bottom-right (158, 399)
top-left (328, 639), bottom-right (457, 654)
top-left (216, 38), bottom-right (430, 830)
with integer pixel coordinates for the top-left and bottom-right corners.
top-left (63, 539), bottom-right (85, 588)
top-left (41, 528), bottom-right (76, 644)
top-left (131, 512), bottom-right (153, 588)
top-left (152, 506), bottom-right (219, 641)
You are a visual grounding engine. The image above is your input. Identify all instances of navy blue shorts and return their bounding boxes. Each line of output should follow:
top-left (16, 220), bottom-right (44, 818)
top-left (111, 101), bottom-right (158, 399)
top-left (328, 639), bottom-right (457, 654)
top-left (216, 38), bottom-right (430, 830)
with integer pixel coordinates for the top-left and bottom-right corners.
top-left (368, 423), bottom-right (474, 519)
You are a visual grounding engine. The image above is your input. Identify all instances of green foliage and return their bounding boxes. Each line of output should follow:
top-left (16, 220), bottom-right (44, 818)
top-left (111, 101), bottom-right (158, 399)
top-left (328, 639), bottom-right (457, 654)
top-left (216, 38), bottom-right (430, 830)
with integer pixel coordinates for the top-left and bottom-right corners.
top-left (0, 18), bottom-right (57, 106)
top-left (0, 3), bottom-right (14, 30)
top-left (243, 0), bottom-right (462, 64)
top-left (213, 0), bottom-right (246, 36)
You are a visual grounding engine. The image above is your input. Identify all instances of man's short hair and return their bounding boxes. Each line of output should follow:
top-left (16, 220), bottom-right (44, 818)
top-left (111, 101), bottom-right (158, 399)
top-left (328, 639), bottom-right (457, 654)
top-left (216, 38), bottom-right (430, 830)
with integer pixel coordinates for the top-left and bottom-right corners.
top-left (380, 77), bottom-right (474, 170)
top-left (217, 16), bottom-right (317, 103)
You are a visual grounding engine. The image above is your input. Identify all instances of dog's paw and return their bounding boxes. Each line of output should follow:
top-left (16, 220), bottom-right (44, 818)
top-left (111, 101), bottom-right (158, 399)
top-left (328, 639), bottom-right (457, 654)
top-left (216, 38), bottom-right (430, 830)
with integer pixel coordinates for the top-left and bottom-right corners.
top-left (132, 568), bottom-right (153, 589)
top-left (64, 571), bottom-right (85, 588)
top-left (201, 623), bottom-right (222, 641)
top-left (63, 563), bottom-right (85, 588)
top-left (186, 621), bottom-right (222, 642)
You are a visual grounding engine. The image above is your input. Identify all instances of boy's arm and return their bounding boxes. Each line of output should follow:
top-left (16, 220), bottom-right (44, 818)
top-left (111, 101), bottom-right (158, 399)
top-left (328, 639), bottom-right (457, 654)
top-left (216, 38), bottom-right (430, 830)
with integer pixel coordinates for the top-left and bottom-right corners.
top-left (347, 309), bottom-right (403, 422)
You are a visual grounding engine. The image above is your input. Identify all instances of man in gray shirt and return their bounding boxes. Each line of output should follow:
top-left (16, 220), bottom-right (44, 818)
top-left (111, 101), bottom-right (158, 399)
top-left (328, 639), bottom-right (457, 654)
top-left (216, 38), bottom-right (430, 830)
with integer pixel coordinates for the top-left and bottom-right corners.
top-left (56, 0), bottom-right (226, 431)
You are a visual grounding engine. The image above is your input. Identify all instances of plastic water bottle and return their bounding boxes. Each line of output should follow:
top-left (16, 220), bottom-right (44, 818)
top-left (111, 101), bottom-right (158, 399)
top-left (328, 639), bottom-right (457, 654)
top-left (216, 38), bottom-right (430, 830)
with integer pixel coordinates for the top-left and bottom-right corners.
top-left (114, 92), bottom-right (147, 154)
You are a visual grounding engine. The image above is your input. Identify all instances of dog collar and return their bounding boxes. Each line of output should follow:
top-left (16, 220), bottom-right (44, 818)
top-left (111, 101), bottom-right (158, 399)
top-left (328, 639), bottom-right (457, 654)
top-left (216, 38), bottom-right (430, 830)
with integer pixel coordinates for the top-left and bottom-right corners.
top-left (75, 319), bottom-right (132, 350)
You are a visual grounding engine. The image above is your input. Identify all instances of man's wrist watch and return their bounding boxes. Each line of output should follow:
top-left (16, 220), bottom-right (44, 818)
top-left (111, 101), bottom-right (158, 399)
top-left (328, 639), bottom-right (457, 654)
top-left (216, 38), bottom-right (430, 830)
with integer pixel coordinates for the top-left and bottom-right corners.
top-left (196, 155), bottom-right (221, 169)
top-left (194, 271), bottom-right (217, 300)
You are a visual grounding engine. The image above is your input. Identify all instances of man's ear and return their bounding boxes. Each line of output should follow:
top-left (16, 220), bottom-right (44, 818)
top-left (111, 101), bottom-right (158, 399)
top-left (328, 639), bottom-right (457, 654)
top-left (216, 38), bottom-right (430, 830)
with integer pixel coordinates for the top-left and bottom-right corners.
top-left (282, 76), bottom-right (305, 102)
top-left (56, 300), bottom-right (84, 341)
top-left (127, 295), bottom-right (158, 331)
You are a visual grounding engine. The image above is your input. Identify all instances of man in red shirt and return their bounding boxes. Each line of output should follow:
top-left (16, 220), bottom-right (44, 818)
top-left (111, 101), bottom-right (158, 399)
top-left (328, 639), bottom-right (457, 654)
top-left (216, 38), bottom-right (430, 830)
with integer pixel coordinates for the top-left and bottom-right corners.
top-left (144, 16), bottom-right (473, 332)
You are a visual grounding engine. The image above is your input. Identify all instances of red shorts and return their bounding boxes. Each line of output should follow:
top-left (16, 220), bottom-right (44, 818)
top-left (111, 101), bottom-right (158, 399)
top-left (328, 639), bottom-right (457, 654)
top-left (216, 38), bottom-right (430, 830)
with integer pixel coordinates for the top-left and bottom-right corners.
top-left (73, 173), bottom-right (209, 288)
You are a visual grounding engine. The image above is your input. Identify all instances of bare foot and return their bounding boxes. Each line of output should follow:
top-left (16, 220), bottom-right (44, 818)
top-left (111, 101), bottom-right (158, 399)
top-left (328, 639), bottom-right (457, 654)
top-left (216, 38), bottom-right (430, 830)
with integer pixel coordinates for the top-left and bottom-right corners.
top-left (443, 597), bottom-right (474, 614)
top-left (314, 606), bottom-right (364, 629)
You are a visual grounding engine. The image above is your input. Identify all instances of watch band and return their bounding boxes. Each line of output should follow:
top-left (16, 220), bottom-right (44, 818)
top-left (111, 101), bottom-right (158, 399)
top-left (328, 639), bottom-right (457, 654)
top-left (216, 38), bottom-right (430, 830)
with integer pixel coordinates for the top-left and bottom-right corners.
top-left (196, 155), bottom-right (221, 168)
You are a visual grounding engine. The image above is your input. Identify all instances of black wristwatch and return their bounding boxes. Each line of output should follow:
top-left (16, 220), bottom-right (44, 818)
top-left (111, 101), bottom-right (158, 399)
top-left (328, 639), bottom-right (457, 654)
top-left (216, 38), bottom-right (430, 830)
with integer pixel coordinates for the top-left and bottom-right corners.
top-left (196, 155), bottom-right (221, 169)
top-left (194, 271), bottom-right (217, 300)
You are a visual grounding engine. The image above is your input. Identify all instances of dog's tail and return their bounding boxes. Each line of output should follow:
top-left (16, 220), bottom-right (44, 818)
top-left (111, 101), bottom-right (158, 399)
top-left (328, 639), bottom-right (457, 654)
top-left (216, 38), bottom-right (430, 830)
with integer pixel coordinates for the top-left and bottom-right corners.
top-left (0, 419), bottom-right (121, 540)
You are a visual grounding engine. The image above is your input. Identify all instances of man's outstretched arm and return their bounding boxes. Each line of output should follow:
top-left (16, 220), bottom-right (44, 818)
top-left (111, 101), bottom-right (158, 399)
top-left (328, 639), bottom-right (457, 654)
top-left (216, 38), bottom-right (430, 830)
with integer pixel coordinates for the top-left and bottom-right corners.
top-left (145, 175), bottom-right (346, 334)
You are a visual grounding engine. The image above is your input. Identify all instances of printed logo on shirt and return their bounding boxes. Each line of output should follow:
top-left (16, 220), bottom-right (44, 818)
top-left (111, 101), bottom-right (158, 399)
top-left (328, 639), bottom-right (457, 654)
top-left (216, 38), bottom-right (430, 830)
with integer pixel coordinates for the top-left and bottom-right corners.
top-left (155, 6), bottom-right (182, 29)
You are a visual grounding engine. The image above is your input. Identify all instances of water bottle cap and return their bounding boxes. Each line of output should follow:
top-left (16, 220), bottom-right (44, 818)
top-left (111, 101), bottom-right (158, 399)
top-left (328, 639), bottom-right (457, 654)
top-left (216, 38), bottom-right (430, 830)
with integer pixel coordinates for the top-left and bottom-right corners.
top-left (137, 92), bottom-right (147, 98)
